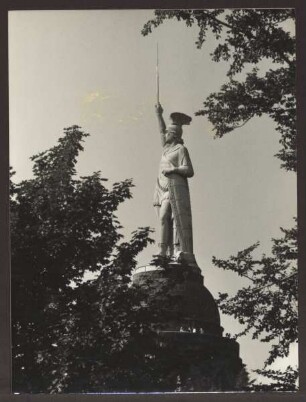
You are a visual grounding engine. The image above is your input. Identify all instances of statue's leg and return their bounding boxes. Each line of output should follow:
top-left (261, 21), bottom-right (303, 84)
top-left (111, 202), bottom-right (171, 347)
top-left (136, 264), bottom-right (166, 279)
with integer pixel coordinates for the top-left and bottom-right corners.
top-left (168, 223), bottom-right (174, 256)
top-left (159, 199), bottom-right (172, 256)
top-left (173, 219), bottom-right (180, 255)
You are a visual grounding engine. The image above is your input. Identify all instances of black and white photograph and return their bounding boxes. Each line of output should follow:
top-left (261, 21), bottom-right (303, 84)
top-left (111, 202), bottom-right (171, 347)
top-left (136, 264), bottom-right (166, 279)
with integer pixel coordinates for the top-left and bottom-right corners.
top-left (4, 6), bottom-right (301, 395)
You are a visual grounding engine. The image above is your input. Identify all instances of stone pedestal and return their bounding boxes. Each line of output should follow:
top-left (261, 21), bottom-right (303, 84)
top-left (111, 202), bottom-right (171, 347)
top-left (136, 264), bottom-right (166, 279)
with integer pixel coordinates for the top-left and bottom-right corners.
top-left (133, 263), bottom-right (222, 335)
top-left (132, 262), bottom-right (244, 391)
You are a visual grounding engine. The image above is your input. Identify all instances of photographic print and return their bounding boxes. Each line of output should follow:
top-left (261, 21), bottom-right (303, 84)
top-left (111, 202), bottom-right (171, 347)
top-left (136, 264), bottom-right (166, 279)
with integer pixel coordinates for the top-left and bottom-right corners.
top-left (8, 8), bottom-right (298, 394)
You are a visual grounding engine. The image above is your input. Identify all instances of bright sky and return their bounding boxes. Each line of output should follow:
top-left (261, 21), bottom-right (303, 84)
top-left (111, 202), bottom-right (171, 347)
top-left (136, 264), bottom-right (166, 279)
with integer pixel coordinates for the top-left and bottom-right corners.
top-left (8, 10), bottom-right (297, 383)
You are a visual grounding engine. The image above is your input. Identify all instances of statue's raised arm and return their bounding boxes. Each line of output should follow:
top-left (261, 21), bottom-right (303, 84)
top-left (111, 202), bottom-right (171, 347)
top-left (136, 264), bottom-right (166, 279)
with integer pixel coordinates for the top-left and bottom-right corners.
top-left (155, 103), bottom-right (166, 147)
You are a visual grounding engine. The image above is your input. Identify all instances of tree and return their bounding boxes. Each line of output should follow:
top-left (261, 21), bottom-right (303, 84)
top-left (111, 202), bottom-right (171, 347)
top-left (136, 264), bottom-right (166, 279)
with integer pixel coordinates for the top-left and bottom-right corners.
top-left (10, 126), bottom-right (163, 392)
top-left (213, 222), bottom-right (298, 390)
top-left (142, 9), bottom-right (298, 390)
top-left (250, 366), bottom-right (298, 392)
top-left (142, 9), bottom-right (296, 171)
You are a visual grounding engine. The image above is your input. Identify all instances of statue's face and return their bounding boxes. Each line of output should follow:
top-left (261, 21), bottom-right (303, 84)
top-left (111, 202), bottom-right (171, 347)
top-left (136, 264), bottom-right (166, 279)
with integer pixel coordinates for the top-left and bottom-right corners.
top-left (165, 125), bottom-right (181, 144)
top-left (165, 129), bottom-right (176, 144)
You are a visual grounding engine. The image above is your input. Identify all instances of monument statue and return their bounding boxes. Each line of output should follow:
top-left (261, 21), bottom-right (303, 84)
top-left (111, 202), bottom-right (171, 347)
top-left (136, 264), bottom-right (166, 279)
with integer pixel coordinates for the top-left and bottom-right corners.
top-left (154, 102), bottom-right (195, 264)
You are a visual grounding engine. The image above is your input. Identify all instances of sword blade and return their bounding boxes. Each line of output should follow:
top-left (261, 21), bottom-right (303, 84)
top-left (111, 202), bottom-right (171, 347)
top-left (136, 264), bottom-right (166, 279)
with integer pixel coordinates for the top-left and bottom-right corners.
top-left (156, 42), bottom-right (159, 104)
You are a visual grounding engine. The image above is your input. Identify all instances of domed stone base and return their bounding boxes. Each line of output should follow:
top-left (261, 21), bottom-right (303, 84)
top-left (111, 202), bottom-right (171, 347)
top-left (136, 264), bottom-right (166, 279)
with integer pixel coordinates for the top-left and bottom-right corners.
top-left (133, 262), bottom-right (223, 336)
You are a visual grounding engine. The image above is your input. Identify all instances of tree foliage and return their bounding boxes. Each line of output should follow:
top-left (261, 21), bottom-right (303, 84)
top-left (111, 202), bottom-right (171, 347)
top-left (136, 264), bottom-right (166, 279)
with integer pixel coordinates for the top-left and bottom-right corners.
top-left (213, 222), bottom-right (298, 389)
top-left (11, 126), bottom-right (164, 392)
top-left (251, 366), bottom-right (298, 392)
top-left (142, 9), bottom-right (296, 171)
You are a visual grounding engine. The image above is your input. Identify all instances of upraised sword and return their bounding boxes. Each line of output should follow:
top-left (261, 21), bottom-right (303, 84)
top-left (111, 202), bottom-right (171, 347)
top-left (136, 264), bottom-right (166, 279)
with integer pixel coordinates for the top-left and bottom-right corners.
top-left (156, 42), bottom-right (160, 104)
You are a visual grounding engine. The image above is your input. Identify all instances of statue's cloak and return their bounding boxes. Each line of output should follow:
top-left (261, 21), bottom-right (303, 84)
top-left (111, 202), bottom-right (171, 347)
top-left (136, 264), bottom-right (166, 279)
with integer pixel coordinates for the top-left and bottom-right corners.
top-left (168, 172), bottom-right (193, 253)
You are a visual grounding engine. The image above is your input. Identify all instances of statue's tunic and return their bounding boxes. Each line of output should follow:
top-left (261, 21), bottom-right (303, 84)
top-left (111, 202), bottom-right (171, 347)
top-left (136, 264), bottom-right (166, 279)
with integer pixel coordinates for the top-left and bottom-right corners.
top-left (154, 143), bottom-right (193, 253)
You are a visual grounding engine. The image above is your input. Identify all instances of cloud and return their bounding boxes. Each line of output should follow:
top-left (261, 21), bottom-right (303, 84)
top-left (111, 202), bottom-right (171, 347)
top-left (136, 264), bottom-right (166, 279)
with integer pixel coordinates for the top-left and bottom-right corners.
top-left (80, 90), bottom-right (113, 122)
top-left (83, 91), bottom-right (111, 104)
top-left (92, 112), bottom-right (103, 119)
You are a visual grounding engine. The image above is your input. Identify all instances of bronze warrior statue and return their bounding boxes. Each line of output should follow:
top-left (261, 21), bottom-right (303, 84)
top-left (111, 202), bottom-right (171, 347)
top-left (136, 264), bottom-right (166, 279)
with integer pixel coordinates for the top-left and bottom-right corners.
top-left (154, 103), bottom-right (195, 263)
